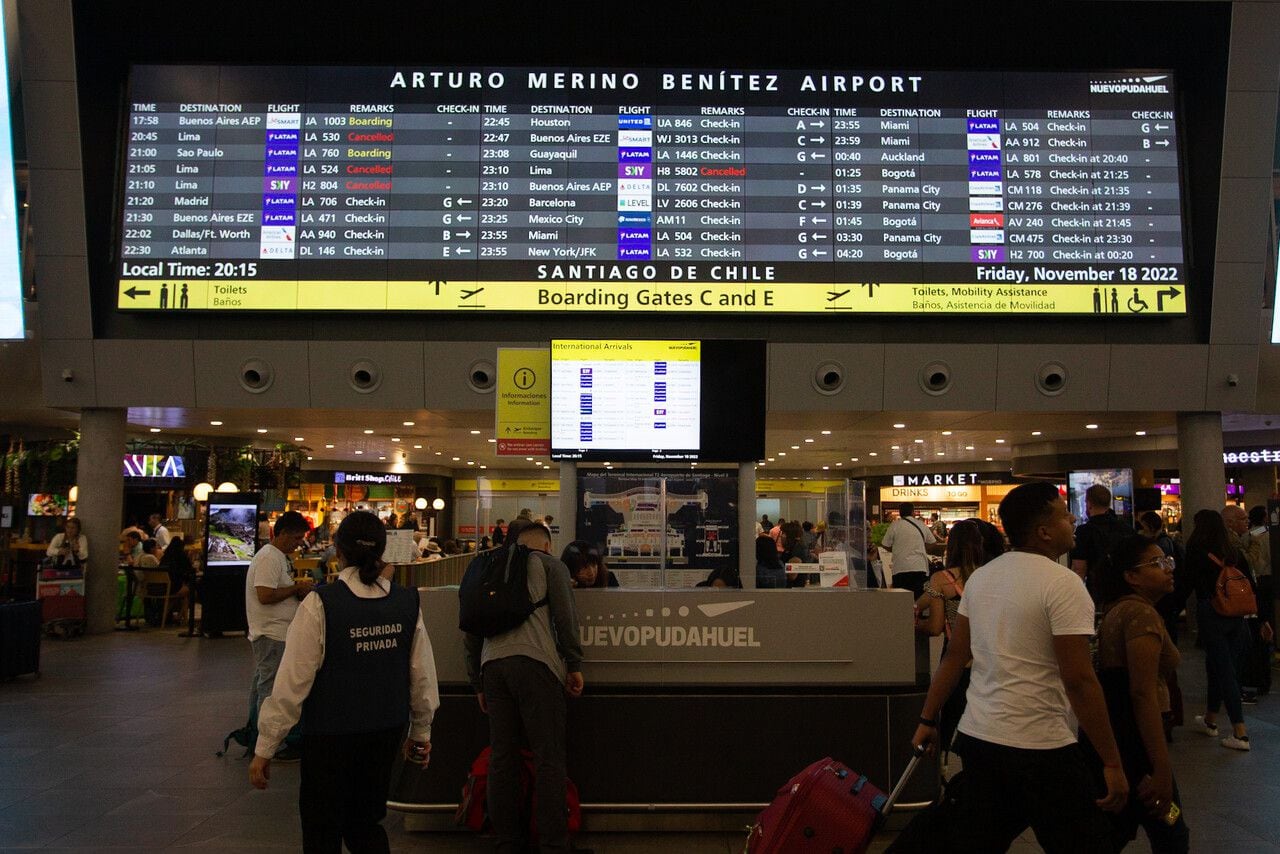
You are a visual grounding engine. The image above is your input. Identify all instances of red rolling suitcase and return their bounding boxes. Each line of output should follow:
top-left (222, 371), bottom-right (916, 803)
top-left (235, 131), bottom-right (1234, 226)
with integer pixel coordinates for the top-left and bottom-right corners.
top-left (747, 748), bottom-right (924, 854)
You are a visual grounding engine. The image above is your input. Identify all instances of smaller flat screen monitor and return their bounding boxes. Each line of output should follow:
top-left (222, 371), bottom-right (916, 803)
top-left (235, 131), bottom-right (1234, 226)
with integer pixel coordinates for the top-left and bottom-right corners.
top-left (27, 494), bottom-right (68, 516)
top-left (550, 339), bottom-right (765, 463)
top-left (205, 498), bottom-right (260, 568)
top-left (1067, 469), bottom-right (1134, 526)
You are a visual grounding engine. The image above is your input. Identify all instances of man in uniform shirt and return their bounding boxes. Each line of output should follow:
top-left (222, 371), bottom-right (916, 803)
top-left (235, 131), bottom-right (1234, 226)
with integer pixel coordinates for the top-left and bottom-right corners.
top-left (149, 513), bottom-right (171, 551)
top-left (246, 511), bottom-right (313, 761)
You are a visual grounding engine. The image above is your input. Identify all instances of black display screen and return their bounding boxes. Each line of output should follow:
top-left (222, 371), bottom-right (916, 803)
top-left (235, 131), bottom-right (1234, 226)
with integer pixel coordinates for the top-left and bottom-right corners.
top-left (118, 65), bottom-right (1187, 316)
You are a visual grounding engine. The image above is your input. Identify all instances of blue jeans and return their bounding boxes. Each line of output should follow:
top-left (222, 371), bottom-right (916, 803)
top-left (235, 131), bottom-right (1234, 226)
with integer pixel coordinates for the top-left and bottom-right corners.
top-left (1197, 599), bottom-right (1248, 725)
top-left (249, 636), bottom-right (287, 716)
top-left (756, 563), bottom-right (786, 589)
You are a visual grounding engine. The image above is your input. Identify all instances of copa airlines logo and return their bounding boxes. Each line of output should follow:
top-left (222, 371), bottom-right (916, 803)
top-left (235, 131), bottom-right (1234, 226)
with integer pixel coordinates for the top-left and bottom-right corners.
top-left (1089, 75), bottom-right (1170, 94)
top-left (579, 600), bottom-right (761, 648)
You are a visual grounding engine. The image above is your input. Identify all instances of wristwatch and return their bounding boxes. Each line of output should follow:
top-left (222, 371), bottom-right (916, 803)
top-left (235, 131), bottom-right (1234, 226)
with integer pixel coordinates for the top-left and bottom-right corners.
top-left (918, 717), bottom-right (939, 728)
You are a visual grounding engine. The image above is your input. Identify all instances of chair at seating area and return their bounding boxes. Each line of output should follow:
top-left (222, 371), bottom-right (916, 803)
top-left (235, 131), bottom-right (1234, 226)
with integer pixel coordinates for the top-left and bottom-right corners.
top-left (136, 569), bottom-right (178, 629)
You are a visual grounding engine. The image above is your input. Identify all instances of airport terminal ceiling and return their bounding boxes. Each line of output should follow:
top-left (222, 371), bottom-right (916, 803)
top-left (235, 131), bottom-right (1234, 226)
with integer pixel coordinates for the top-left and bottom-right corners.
top-left (69, 0), bottom-right (1230, 345)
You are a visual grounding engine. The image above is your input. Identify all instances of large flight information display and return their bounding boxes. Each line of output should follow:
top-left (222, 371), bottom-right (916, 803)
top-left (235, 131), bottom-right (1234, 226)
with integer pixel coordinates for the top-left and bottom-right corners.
top-left (117, 66), bottom-right (1188, 315)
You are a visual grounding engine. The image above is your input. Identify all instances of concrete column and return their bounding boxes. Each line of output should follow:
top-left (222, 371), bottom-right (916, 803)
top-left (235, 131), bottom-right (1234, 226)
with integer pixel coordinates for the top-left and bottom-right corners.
top-left (75, 408), bottom-right (126, 634)
top-left (1176, 412), bottom-right (1226, 532)
top-left (738, 462), bottom-right (756, 588)
top-left (558, 461), bottom-right (577, 551)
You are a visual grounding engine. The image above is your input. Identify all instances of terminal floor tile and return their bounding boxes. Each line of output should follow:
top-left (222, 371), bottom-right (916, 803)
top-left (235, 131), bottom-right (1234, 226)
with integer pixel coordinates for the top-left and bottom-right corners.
top-left (0, 628), bottom-right (1278, 852)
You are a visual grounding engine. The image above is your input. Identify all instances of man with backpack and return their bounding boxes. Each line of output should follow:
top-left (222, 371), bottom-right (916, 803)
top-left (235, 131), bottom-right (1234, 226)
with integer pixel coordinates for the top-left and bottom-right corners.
top-left (462, 521), bottom-right (584, 853)
top-left (1070, 484), bottom-right (1132, 602)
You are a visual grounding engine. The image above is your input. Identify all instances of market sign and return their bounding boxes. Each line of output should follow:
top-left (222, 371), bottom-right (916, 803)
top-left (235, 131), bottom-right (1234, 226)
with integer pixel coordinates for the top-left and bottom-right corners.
top-left (123, 454), bottom-right (186, 479)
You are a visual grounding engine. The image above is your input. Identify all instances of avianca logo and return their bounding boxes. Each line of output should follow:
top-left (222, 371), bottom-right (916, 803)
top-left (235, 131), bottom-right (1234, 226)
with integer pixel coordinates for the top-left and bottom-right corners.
top-left (1090, 75), bottom-right (1170, 94)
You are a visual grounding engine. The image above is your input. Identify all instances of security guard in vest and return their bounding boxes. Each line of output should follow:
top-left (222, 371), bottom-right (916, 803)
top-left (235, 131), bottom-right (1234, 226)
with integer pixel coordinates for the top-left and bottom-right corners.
top-left (250, 511), bottom-right (441, 854)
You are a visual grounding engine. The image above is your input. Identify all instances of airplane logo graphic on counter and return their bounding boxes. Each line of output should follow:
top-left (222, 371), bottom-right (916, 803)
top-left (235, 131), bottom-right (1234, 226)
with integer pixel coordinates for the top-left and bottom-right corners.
top-left (579, 600), bottom-right (761, 648)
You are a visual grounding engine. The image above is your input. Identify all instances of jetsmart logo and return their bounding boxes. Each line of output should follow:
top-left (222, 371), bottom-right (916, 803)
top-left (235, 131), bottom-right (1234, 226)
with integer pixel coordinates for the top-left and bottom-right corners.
top-left (579, 600), bottom-right (761, 648)
top-left (1090, 75), bottom-right (1170, 94)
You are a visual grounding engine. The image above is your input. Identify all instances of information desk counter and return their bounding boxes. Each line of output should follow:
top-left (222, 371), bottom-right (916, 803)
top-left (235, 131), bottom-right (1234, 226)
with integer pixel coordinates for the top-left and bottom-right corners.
top-left (391, 588), bottom-right (936, 829)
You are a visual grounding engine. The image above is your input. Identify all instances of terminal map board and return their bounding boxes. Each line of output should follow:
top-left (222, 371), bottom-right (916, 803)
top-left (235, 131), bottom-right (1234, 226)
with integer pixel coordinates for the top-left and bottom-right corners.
top-left (117, 65), bottom-right (1188, 315)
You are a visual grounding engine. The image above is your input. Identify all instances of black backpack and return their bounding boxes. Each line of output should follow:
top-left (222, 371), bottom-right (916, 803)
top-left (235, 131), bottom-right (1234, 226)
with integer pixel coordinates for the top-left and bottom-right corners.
top-left (459, 544), bottom-right (548, 637)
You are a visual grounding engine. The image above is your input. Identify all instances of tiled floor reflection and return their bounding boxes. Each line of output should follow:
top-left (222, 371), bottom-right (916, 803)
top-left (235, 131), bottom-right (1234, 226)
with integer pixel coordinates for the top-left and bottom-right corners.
top-left (0, 624), bottom-right (1277, 852)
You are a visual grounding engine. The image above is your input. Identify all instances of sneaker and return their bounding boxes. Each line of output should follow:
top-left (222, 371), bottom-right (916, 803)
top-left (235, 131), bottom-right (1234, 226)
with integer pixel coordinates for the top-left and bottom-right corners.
top-left (1242, 692), bottom-right (1259, 705)
top-left (1222, 735), bottom-right (1251, 751)
top-left (273, 746), bottom-right (302, 763)
top-left (1193, 715), bottom-right (1219, 737)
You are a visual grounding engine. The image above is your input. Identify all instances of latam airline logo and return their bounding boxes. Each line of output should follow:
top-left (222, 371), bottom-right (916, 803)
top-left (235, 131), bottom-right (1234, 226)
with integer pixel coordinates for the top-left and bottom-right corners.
top-left (1090, 75), bottom-right (1170, 94)
top-left (579, 599), bottom-right (762, 648)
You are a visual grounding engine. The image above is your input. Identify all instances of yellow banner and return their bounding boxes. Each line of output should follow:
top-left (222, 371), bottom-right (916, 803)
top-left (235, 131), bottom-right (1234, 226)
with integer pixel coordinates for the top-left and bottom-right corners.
top-left (881, 484), bottom-right (984, 502)
top-left (757, 479), bottom-right (845, 493)
top-left (496, 349), bottom-right (551, 456)
top-left (454, 478), bottom-right (561, 493)
top-left (119, 278), bottom-right (1188, 315)
top-left (551, 340), bottom-right (699, 361)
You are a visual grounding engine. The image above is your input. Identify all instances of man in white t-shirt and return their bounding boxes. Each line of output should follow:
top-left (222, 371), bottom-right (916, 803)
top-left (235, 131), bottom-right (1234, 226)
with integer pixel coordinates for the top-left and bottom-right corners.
top-left (245, 511), bottom-right (313, 760)
top-left (912, 482), bottom-right (1127, 852)
top-left (880, 502), bottom-right (936, 598)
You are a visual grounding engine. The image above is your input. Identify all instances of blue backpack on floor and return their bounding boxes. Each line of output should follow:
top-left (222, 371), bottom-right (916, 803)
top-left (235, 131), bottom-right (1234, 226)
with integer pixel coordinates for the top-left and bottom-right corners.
top-left (217, 696), bottom-right (302, 758)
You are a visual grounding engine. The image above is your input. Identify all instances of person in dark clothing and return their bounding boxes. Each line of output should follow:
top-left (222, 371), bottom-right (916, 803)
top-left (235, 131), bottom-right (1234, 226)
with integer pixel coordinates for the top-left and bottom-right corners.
top-left (157, 536), bottom-right (193, 622)
top-left (249, 511), bottom-right (440, 854)
top-left (1185, 509), bottom-right (1269, 751)
top-left (755, 525), bottom-right (785, 589)
top-left (1070, 483), bottom-right (1134, 601)
top-left (1138, 511), bottom-right (1189, 643)
top-left (560, 540), bottom-right (619, 588)
top-left (491, 519), bottom-right (506, 547)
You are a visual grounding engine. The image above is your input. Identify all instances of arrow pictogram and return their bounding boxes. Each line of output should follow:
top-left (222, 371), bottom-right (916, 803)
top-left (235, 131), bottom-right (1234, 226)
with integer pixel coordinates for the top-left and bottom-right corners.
top-left (1156, 286), bottom-right (1180, 311)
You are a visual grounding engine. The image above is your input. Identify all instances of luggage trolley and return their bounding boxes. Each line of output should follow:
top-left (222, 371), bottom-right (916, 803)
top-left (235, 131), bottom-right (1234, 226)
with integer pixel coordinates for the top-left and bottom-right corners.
top-left (37, 560), bottom-right (86, 639)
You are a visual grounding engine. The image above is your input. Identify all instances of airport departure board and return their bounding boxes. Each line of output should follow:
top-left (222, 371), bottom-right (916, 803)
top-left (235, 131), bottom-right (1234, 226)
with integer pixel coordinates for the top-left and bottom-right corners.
top-left (117, 66), bottom-right (1188, 315)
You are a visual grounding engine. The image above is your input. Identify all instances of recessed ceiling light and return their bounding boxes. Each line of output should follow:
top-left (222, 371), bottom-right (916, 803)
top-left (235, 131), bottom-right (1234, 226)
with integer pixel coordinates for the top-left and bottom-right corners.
top-left (821, 430), bottom-right (832, 435)
top-left (467, 461), bottom-right (475, 466)
top-left (804, 438), bottom-right (815, 443)
top-left (965, 445), bottom-right (975, 450)
top-left (942, 430), bottom-right (952, 436)
top-left (363, 429), bottom-right (374, 435)
top-left (306, 456), bottom-right (312, 461)
top-left (851, 457), bottom-right (859, 462)
top-left (936, 452), bottom-right (945, 456)
top-left (758, 462), bottom-right (766, 466)
top-left (209, 420), bottom-right (223, 426)
top-left (914, 439), bottom-right (924, 444)
top-left (487, 438), bottom-right (496, 443)
top-left (452, 456), bottom-right (461, 461)
top-left (869, 452), bottom-right (878, 456)
top-left (1085, 424), bottom-right (1099, 430)
top-left (391, 437), bottom-right (400, 442)
top-left (768, 457), bottom-right (776, 462)
top-left (995, 438), bottom-right (1006, 444)
top-left (778, 452), bottom-right (787, 456)
top-left (526, 457), bottom-right (534, 461)
top-left (414, 444), bottom-right (423, 449)
top-left (403, 421), bottom-right (415, 426)
top-left (354, 450), bottom-right (364, 455)
top-left (891, 445), bottom-right (901, 450)
top-left (294, 437), bottom-right (304, 442)
top-left (480, 465), bottom-right (487, 469)
top-left (435, 451), bottom-right (442, 455)
top-left (893, 423), bottom-right (906, 429)
top-left (913, 458), bottom-right (922, 462)
top-left (985, 457), bottom-right (994, 461)
top-left (1135, 430), bottom-right (1147, 436)
top-left (378, 456), bottom-right (386, 461)
top-left (149, 428), bottom-right (161, 433)
top-left (325, 444), bottom-right (335, 449)
top-left (470, 430), bottom-right (481, 435)
top-left (791, 445), bottom-right (800, 450)
top-left (835, 462), bottom-right (843, 466)
top-left (1031, 431), bottom-right (1042, 436)
top-left (822, 466), bottom-right (830, 470)
top-left (256, 428), bottom-right (267, 434)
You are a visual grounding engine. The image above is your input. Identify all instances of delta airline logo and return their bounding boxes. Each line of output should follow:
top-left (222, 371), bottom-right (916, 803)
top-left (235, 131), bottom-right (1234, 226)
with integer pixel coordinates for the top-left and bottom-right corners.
top-left (1090, 75), bottom-right (1170, 94)
top-left (579, 599), bottom-right (762, 648)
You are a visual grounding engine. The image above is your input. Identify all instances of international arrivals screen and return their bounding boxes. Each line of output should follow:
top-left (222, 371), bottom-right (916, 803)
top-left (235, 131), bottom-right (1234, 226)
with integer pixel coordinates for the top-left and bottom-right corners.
top-left (117, 65), bottom-right (1188, 316)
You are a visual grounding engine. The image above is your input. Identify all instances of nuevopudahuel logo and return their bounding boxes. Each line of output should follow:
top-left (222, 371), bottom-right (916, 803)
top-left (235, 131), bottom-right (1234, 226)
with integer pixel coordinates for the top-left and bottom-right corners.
top-left (579, 599), bottom-right (761, 648)
top-left (1089, 75), bottom-right (1170, 94)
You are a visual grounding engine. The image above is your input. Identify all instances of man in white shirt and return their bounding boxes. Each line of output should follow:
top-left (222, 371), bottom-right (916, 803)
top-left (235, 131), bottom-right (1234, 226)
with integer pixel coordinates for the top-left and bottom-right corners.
top-left (912, 482), bottom-right (1128, 852)
top-left (880, 502), bottom-right (936, 598)
top-left (246, 511), bottom-right (313, 761)
top-left (149, 513), bottom-right (172, 551)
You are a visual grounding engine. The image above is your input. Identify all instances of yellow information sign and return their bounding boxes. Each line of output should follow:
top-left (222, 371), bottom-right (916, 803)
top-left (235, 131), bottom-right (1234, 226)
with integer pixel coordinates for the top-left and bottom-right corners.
top-left (495, 348), bottom-right (551, 457)
top-left (454, 478), bottom-right (561, 493)
top-left (118, 277), bottom-right (1187, 315)
top-left (757, 479), bottom-right (845, 493)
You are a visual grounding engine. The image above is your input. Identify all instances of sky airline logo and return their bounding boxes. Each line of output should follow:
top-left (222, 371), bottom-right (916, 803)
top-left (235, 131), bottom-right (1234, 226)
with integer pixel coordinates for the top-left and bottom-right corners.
top-left (1090, 75), bottom-right (1170, 94)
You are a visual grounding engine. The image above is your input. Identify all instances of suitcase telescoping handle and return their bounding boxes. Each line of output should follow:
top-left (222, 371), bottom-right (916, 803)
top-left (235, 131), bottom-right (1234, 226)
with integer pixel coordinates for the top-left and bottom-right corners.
top-left (880, 743), bottom-right (927, 817)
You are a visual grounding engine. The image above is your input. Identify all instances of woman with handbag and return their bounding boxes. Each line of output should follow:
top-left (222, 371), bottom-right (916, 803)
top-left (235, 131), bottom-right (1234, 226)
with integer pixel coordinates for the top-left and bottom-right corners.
top-left (914, 520), bottom-right (1000, 756)
top-left (1185, 509), bottom-right (1272, 751)
top-left (1089, 535), bottom-right (1190, 852)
